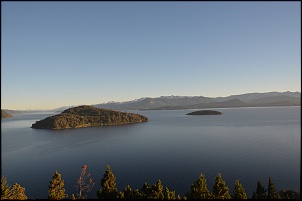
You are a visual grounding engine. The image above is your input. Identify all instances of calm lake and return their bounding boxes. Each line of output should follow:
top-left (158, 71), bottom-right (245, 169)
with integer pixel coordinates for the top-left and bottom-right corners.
top-left (1, 106), bottom-right (300, 199)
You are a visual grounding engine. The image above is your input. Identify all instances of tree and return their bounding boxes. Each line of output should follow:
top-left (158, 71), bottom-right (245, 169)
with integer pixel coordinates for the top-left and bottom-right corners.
top-left (252, 180), bottom-right (267, 199)
top-left (74, 165), bottom-right (95, 199)
top-left (140, 182), bottom-right (151, 199)
top-left (48, 170), bottom-right (68, 200)
top-left (212, 173), bottom-right (231, 199)
top-left (232, 180), bottom-right (247, 199)
top-left (10, 183), bottom-right (28, 200)
top-left (150, 180), bottom-right (164, 199)
top-left (186, 173), bottom-right (212, 199)
top-left (97, 165), bottom-right (119, 199)
top-left (120, 185), bottom-right (133, 199)
top-left (132, 188), bottom-right (142, 199)
top-left (164, 186), bottom-right (176, 200)
top-left (119, 185), bottom-right (142, 199)
top-left (1, 176), bottom-right (12, 200)
top-left (267, 177), bottom-right (280, 199)
top-left (279, 189), bottom-right (300, 199)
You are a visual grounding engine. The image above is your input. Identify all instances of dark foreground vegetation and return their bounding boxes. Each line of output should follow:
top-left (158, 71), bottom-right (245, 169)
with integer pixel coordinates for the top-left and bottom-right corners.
top-left (1, 165), bottom-right (300, 200)
top-left (31, 105), bottom-right (148, 129)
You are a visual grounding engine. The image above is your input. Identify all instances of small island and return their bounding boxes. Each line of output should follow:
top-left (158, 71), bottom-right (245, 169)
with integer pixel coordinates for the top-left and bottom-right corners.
top-left (1, 110), bottom-right (13, 118)
top-left (186, 110), bottom-right (222, 115)
top-left (31, 105), bottom-right (148, 129)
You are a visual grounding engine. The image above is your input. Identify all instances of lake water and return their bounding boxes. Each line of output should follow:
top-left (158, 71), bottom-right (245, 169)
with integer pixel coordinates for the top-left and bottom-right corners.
top-left (1, 106), bottom-right (300, 199)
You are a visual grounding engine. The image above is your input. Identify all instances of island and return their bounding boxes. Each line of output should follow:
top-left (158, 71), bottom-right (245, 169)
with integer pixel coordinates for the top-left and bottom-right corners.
top-left (186, 110), bottom-right (222, 115)
top-left (1, 110), bottom-right (13, 118)
top-left (31, 105), bottom-right (148, 129)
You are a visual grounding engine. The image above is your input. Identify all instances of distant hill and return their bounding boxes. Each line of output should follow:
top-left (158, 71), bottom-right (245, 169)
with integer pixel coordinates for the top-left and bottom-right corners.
top-left (2, 109), bottom-right (23, 114)
top-left (31, 105), bottom-right (148, 130)
top-left (248, 95), bottom-right (300, 105)
top-left (191, 98), bottom-right (249, 109)
top-left (213, 91), bottom-right (301, 102)
top-left (93, 96), bottom-right (214, 110)
top-left (1, 110), bottom-right (13, 118)
top-left (90, 91), bottom-right (300, 111)
top-left (147, 96), bottom-right (300, 110)
top-left (2, 109), bottom-right (55, 114)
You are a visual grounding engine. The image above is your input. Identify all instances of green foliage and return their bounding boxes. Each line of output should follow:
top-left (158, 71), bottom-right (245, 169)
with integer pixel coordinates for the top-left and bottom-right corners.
top-left (120, 185), bottom-right (138, 199)
top-left (1, 176), bottom-right (28, 200)
top-left (32, 105), bottom-right (148, 129)
top-left (3, 165), bottom-right (299, 199)
top-left (279, 189), bottom-right (300, 199)
top-left (132, 189), bottom-right (143, 199)
top-left (10, 183), bottom-right (28, 200)
top-left (138, 180), bottom-right (169, 199)
top-left (74, 165), bottom-right (95, 199)
top-left (164, 186), bottom-right (176, 200)
top-left (97, 165), bottom-right (119, 199)
top-left (150, 180), bottom-right (164, 199)
top-left (48, 170), bottom-right (68, 200)
top-left (212, 173), bottom-right (231, 199)
top-left (1, 176), bottom-right (13, 200)
top-left (232, 180), bottom-right (247, 199)
top-left (118, 187), bottom-right (142, 199)
top-left (140, 182), bottom-right (151, 199)
top-left (252, 180), bottom-right (267, 199)
top-left (267, 177), bottom-right (280, 199)
top-left (186, 173), bottom-right (212, 199)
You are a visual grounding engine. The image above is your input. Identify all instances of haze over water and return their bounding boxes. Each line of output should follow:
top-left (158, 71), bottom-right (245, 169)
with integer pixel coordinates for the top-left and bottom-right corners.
top-left (1, 106), bottom-right (300, 199)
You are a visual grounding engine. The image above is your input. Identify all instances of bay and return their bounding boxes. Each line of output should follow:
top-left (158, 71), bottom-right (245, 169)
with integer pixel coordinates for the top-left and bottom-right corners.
top-left (1, 106), bottom-right (300, 199)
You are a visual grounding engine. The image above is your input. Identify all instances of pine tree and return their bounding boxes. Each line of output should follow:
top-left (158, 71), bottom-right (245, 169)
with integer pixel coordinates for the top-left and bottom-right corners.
top-left (267, 177), bottom-right (280, 199)
top-left (75, 165), bottom-right (95, 199)
top-left (252, 180), bottom-right (267, 199)
top-left (164, 186), bottom-right (176, 200)
top-left (232, 180), bottom-right (247, 199)
top-left (150, 180), bottom-right (164, 199)
top-left (132, 188), bottom-right (142, 199)
top-left (10, 183), bottom-right (28, 200)
top-left (140, 182), bottom-right (151, 199)
top-left (279, 189), bottom-right (300, 199)
top-left (186, 173), bottom-right (212, 199)
top-left (1, 176), bottom-right (12, 200)
top-left (48, 170), bottom-right (68, 200)
top-left (212, 173), bottom-right (231, 199)
top-left (121, 185), bottom-right (133, 199)
top-left (96, 165), bottom-right (119, 199)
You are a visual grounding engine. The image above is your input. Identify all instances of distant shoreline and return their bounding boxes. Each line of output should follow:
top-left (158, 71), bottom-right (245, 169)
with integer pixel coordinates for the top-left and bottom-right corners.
top-left (139, 104), bottom-right (301, 111)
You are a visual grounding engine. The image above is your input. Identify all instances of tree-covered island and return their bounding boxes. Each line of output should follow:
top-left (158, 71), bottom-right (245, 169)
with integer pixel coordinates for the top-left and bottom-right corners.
top-left (31, 105), bottom-right (148, 129)
top-left (186, 110), bottom-right (222, 115)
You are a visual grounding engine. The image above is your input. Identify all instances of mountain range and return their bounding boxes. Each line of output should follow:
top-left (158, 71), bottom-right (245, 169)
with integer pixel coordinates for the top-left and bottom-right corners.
top-left (3, 91), bottom-right (300, 114)
top-left (92, 91), bottom-right (300, 111)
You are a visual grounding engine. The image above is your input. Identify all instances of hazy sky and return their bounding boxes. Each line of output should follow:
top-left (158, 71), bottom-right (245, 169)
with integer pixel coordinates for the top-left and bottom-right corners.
top-left (2, 2), bottom-right (301, 110)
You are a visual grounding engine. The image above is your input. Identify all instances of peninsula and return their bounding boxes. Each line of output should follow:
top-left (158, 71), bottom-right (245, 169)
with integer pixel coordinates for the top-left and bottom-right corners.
top-left (186, 110), bottom-right (222, 115)
top-left (1, 110), bottom-right (13, 118)
top-left (31, 105), bottom-right (148, 129)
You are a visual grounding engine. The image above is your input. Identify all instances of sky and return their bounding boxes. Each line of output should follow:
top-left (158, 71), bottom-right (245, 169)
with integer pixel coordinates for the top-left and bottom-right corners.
top-left (1, 1), bottom-right (301, 110)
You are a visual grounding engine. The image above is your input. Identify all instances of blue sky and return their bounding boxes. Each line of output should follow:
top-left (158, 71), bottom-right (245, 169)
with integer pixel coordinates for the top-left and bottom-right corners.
top-left (2, 2), bottom-right (301, 110)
